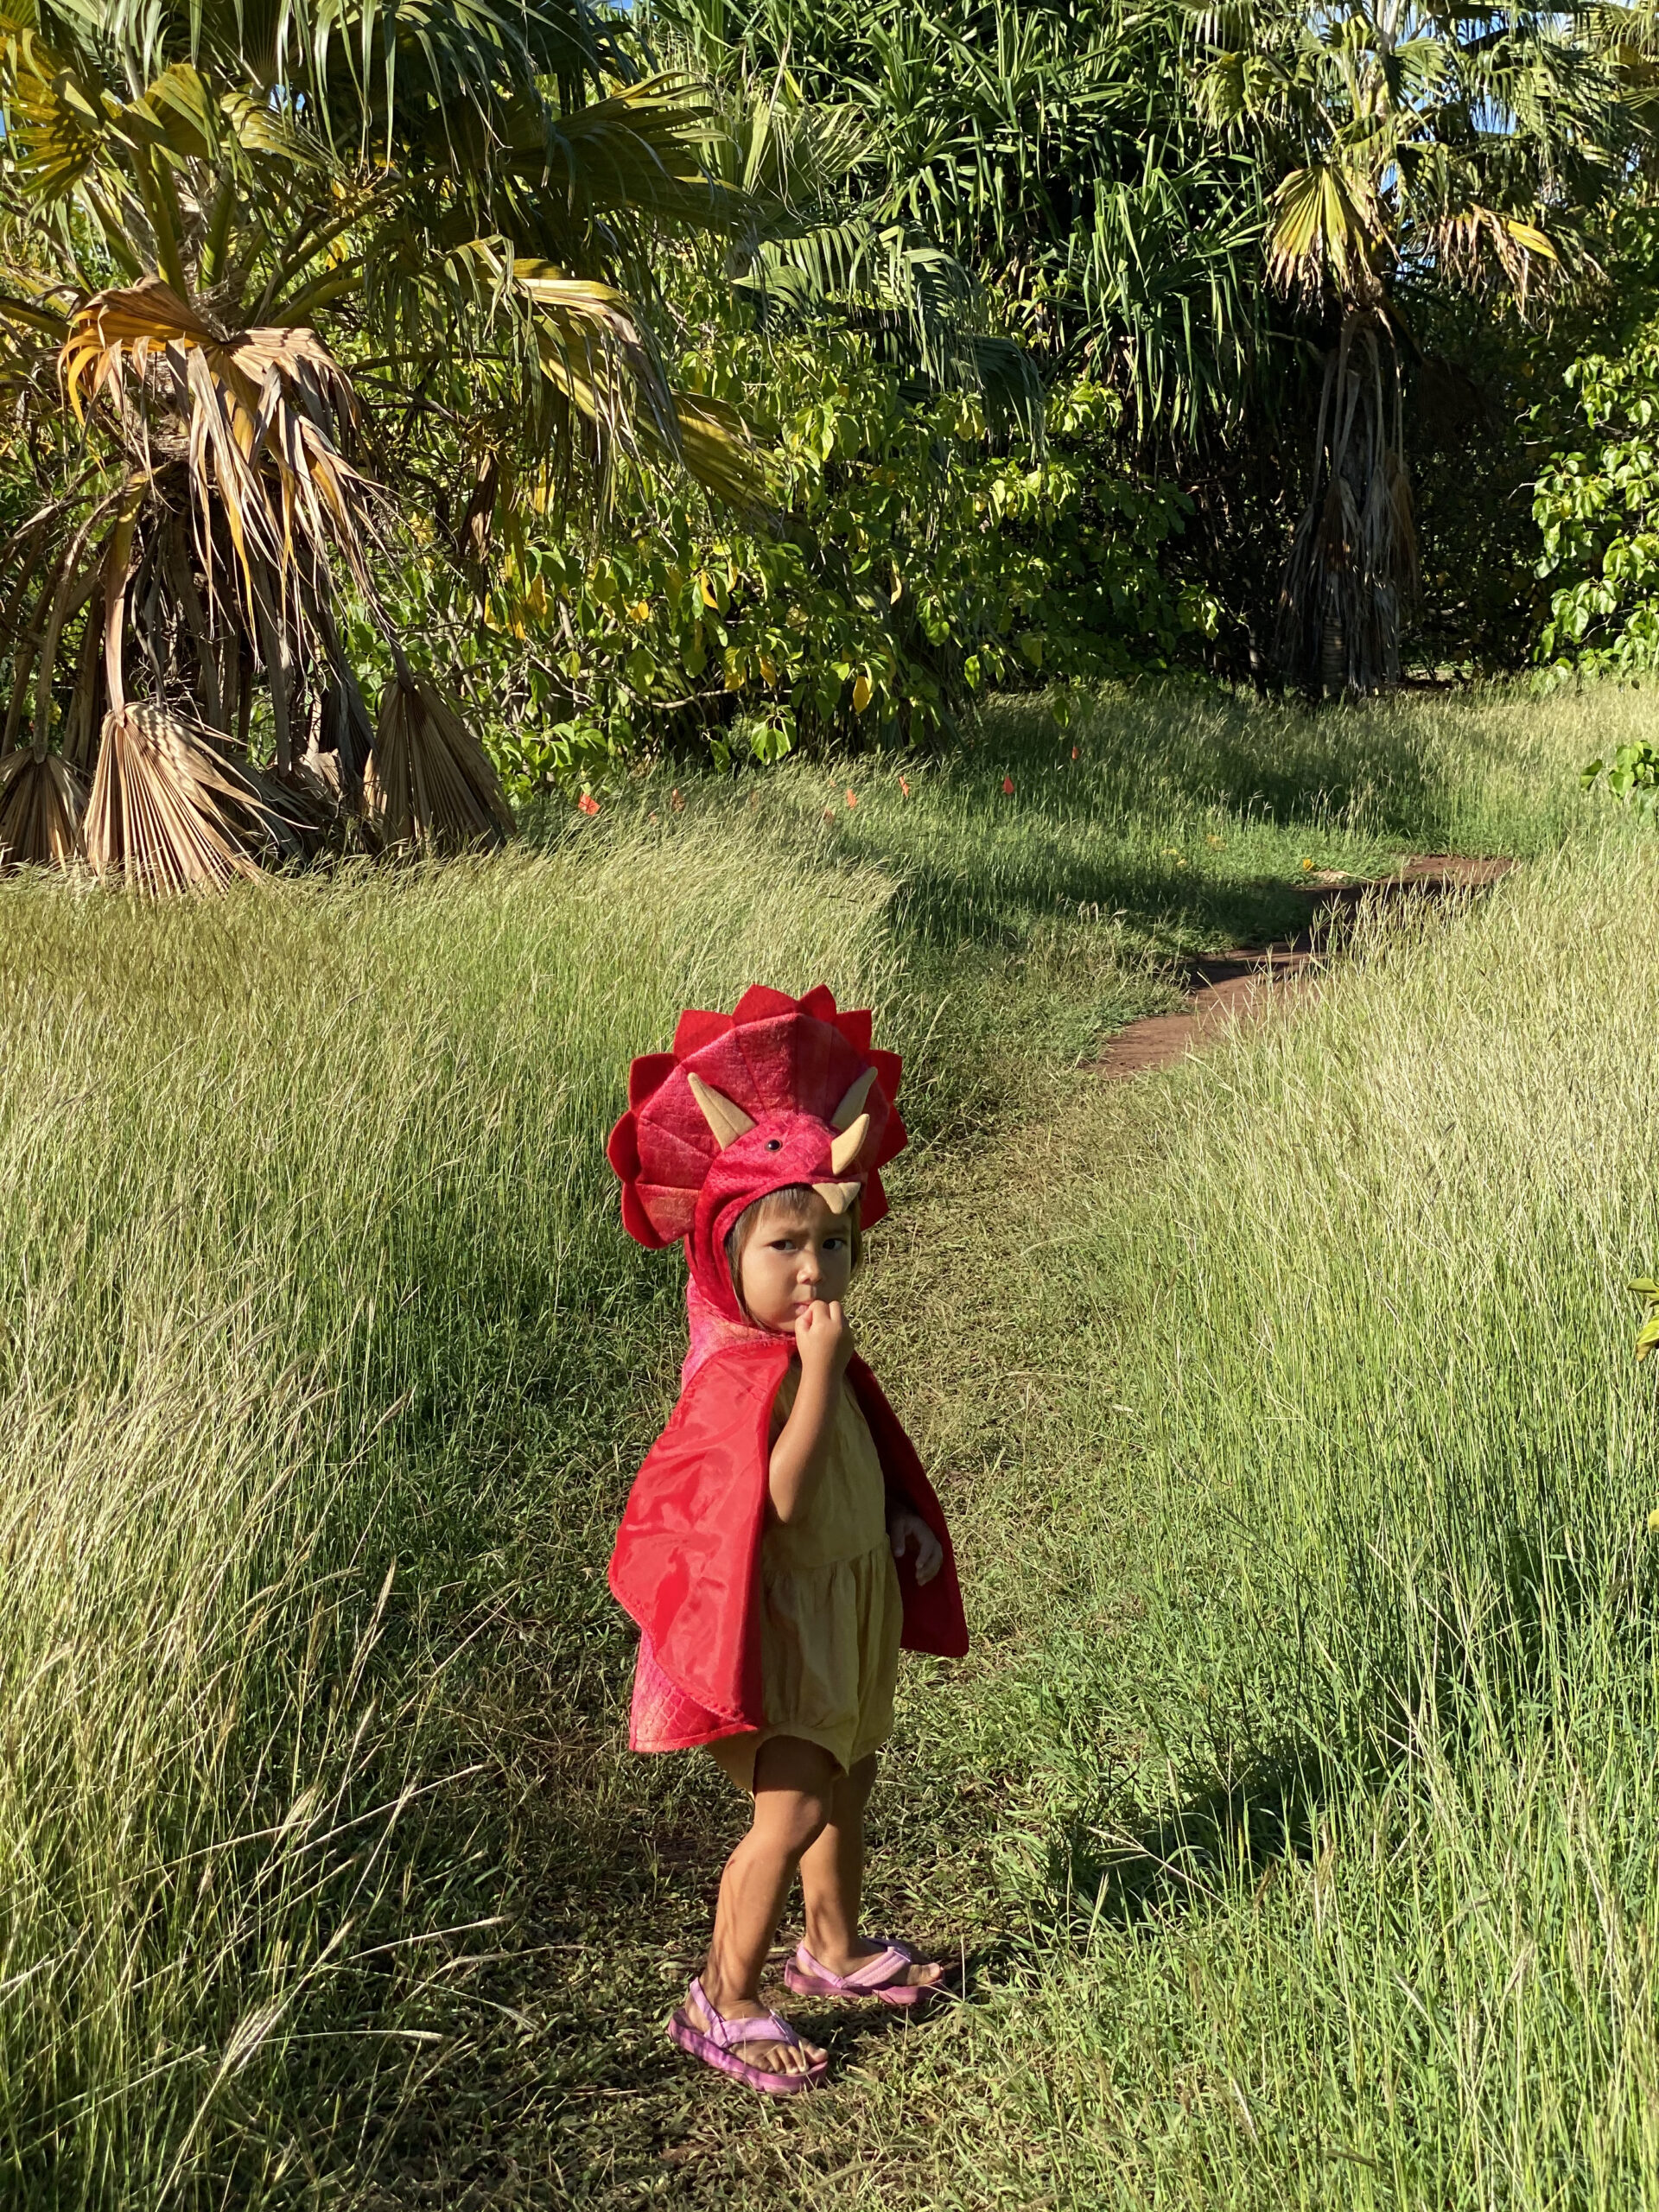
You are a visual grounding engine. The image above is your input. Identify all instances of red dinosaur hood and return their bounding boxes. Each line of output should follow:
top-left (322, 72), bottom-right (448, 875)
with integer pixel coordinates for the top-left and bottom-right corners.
top-left (606, 983), bottom-right (906, 1321)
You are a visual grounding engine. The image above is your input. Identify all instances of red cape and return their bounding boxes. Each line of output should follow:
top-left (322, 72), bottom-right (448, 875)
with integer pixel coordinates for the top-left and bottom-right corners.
top-left (608, 1341), bottom-right (968, 1747)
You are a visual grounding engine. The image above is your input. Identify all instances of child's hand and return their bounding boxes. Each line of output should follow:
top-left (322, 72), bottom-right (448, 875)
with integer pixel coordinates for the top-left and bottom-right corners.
top-left (796, 1297), bottom-right (854, 1381)
top-left (888, 1511), bottom-right (944, 1586)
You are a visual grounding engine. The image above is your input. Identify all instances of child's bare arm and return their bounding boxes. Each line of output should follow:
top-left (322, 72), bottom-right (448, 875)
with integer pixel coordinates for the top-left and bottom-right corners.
top-left (768, 1300), bottom-right (854, 1523)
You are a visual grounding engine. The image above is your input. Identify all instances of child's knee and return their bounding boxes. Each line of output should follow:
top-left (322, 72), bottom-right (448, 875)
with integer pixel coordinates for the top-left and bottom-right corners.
top-left (756, 1786), bottom-right (831, 1857)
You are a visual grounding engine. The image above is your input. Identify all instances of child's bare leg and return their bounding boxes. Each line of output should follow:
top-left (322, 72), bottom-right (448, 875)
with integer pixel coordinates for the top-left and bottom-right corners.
top-left (690, 1734), bottom-right (836, 2073)
top-left (798, 1753), bottom-right (944, 1991)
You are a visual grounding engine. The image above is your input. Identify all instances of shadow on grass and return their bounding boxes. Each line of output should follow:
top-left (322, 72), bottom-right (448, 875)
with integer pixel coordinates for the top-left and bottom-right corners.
top-left (1041, 1746), bottom-right (1329, 1943)
top-left (887, 849), bottom-right (1326, 964)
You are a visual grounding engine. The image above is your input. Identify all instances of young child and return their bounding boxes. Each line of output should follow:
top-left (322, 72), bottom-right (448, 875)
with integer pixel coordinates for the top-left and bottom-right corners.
top-left (606, 985), bottom-right (969, 2094)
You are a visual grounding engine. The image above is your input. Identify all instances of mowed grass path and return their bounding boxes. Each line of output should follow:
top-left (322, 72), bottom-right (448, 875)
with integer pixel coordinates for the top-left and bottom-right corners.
top-left (0, 683), bottom-right (1640, 2206)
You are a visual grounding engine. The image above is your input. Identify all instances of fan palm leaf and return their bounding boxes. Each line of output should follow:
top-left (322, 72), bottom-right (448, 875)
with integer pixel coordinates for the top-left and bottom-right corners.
top-left (0, 748), bottom-right (84, 866)
top-left (0, 0), bottom-right (773, 887)
top-left (365, 668), bottom-right (514, 852)
top-left (84, 703), bottom-right (274, 891)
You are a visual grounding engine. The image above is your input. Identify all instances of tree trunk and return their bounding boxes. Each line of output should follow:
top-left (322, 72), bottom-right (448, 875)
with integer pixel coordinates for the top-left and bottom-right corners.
top-left (1275, 309), bottom-right (1419, 697)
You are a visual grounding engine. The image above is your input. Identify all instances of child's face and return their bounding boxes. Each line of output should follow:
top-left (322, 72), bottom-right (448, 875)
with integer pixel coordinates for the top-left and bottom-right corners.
top-left (737, 1191), bottom-right (854, 1333)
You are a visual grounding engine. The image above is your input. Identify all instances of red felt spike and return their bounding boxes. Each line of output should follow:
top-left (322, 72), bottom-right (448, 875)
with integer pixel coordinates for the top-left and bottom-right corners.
top-left (791, 1013), bottom-right (838, 1121)
top-left (683, 1034), bottom-right (768, 1118)
top-left (672, 1009), bottom-right (732, 1058)
top-left (620, 1177), bottom-right (664, 1247)
top-left (731, 984), bottom-right (798, 1024)
top-left (628, 1052), bottom-right (678, 1109)
top-left (798, 983), bottom-right (838, 1020)
top-left (634, 1114), bottom-right (716, 1187)
top-left (870, 1049), bottom-right (903, 1104)
top-left (822, 1034), bottom-right (872, 1123)
top-left (836, 1007), bottom-right (873, 1055)
top-left (861, 1168), bottom-right (888, 1228)
top-left (607, 1113), bottom-right (640, 1180)
top-left (732, 1013), bottom-right (803, 1111)
top-left (637, 1182), bottom-right (699, 1241)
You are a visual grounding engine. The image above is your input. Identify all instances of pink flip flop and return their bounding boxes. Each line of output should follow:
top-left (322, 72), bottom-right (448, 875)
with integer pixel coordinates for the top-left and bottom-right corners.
top-left (667, 1976), bottom-right (828, 2095)
top-left (784, 1940), bottom-right (938, 2008)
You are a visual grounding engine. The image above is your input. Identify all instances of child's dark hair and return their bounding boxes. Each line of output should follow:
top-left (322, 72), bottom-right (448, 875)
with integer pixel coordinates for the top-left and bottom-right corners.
top-left (726, 1185), bottom-right (863, 1309)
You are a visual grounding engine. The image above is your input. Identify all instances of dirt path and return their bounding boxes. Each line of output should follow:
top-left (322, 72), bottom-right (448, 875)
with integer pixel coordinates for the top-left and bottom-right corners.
top-left (1098, 854), bottom-right (1514, 1079)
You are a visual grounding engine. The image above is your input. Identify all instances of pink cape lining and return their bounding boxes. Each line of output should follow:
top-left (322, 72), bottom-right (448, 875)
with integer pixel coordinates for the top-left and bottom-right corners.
top-left (681, 1275), bottom-right (782, 1382)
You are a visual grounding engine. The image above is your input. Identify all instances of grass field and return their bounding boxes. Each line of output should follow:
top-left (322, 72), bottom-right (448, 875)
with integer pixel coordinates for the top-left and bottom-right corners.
top-left (0, 679), bottom-right (1651, 2206)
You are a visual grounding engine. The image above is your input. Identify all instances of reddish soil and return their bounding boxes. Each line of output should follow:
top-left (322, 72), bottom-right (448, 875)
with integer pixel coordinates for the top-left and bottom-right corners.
top-left (1097, 854), bottom-right (1514, 1081)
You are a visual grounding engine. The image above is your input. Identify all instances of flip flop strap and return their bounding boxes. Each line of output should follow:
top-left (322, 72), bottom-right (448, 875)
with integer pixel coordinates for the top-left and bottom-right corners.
top-left (799, 1941), bottom-right (913, 1989)
top-left (687, 1978), bottom-right (801, 2052)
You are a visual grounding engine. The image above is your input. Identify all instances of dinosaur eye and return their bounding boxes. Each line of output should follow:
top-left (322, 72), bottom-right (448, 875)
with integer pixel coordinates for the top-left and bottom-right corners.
top-left (765, 1138), bottom-right (783, 1152)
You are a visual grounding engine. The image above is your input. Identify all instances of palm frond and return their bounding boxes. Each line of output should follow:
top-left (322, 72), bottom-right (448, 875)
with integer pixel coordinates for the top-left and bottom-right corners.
top-left (1268, 160), bottom-right (1384, 296)
top-left (84, 702), bottom-right (274, 892)
top-left (365, 670), bottom-right (513, 854)
top-left (62, 277), bottom-right (378, 662)
top-left (0, 748), bottom-right (84, 867)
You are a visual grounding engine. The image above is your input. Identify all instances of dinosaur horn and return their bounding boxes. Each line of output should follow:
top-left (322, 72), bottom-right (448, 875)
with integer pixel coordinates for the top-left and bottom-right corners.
top-left (813, 1180), bottom-right (862, 1215)
top-left (687, 1072), bottom-right (754, 1151)
top-left (830, 1067), bottom-right (877, 1129)
top-left (830, 1113), bottom-right (869, 1175)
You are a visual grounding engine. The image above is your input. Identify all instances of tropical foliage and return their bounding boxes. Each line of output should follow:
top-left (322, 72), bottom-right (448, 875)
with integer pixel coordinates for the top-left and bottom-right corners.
top-left (658, 0), bottom-right (1275, 454)
top-left (435, 332), bottom-right (1202, 800)
top-left (0, 0), bottom-right (1653, 884)
top-left (0, 0), bottom-right (753, 882)
top-left (658, 0), bottom-right (1647, 702)
top-left (1535, 319), bottom-right (1659, 678)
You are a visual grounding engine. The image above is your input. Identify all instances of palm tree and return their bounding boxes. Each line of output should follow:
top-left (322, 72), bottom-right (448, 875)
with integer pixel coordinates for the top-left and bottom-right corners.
top-left (658, 0), bottom-right (1275, 458)
top-left (0, 0), bottom-right (756, 885)
top-left (1195, 0), bottom-right (1634, 692)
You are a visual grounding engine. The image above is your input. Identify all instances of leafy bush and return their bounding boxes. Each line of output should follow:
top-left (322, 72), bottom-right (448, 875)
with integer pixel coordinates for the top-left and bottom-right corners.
top-left (1535, 325), bottom-right (1659, 677)
top-left (386, 322), bottom-right (1207, 801)
top-left (1582, 739), bottom-right (1659, 816)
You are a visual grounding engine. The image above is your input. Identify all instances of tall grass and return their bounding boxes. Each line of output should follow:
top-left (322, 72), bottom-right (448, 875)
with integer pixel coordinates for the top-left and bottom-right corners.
top-left (0, 833), bottom-right (895, 2202)
top-left (785, 823), bottom-right (1659, 2209)
top-left (0, 676), bottom-right (1630, 2204)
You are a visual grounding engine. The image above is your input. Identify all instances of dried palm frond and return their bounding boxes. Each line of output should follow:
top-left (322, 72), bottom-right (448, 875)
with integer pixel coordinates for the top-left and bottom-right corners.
top-left (244, 760), bottom-right (349, 861)
top-left (365, 672), bottom-right (514, 855)
top-left (62, 280), bottom-right (377, 613)
top-left (84, 703), bottom-right (275, 893)
top-left (0, 750), bottom-right (85, 867)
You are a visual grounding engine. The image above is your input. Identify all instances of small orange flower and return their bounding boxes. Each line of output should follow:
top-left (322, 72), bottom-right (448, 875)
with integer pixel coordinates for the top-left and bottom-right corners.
top-left (578, 792), bottom-right (600, 816)
top-left (899, 775), bottom-right (911, 798)
top-left (1071, 747), bottom-right (1079, 761)
top-left (1301, 856), bottom-right (1314, 871)
top-left (671, 787), bottom-right (685, 813)
top-left (1001, 775), bottom-right (1015, 797)
top-left (846, 788), bottom-right (858, 808)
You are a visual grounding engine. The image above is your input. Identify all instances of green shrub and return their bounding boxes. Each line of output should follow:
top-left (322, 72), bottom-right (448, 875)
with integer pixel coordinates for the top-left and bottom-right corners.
top-left (1535, 325), bottom-right (1659, 677)
top-left (383, 324), bottom-right (1205, 802)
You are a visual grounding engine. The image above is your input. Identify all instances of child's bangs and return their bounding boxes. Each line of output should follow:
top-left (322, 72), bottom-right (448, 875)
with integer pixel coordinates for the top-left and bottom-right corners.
top-left (744, 1185), bottom-right (822, 1233)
